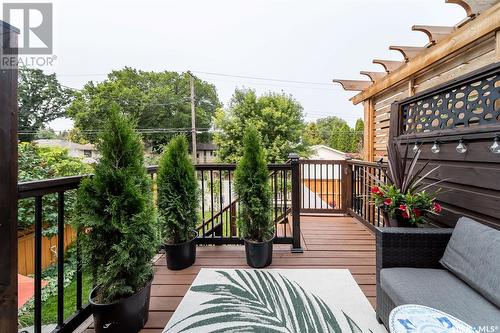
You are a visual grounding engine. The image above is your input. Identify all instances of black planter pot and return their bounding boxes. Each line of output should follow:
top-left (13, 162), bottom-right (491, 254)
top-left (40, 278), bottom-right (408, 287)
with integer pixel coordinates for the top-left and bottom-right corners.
top-left (165, 232), bottom-right (197, 270)
top-left (244, 237), bottom-right (274, 268)
top-left (90, 279), bottom-right (152, 333)
top-left (382, 211), bottom-right (416, 228)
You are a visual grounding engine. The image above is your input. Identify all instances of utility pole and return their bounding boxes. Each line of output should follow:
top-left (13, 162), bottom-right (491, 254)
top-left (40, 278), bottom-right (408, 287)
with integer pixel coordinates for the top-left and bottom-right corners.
top-left (187, 71), bottom-right (197, 161)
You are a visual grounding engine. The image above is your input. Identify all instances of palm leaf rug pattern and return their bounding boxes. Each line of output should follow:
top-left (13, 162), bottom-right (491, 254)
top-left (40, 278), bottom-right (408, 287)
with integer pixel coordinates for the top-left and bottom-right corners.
top-left (165, 269), bottom-right (375, 333)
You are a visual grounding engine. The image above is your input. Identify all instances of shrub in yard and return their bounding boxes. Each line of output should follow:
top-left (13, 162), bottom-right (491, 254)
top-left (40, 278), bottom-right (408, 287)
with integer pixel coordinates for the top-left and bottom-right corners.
top-left (75, 106), bottom-right (157, 303)
top-left (157, 135), bottom-right (198, 244)
top-left (235, 125), bottom-right (273, 242)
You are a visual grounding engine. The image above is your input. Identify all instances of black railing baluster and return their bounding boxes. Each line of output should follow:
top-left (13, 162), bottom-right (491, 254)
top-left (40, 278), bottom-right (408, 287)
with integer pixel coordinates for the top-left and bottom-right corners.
top-left (219, 170), bottom-right (223, 237)
top-left (210, 170), bottom-right (214, 238)
top-left (326, 163), bottom-right (329, 209)
top-left (201, 171), bottom-right (205, 236)
top-left (34, 196), bottom-right (43, 333)
top-left (320, 162), bottom-right (323, 209)
top-left (57, 192), bottom-right (65, 327)
top-left (228, 170), bottom-right (232, 238)
top-left (274, 172), bottom-right (278, 234)
top-left (76, 227), bottom-right (82, 311)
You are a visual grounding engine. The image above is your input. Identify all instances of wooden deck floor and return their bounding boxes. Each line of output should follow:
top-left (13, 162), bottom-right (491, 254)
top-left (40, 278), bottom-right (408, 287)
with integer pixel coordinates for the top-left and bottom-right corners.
top-left (84, 215), bottom-right (375, 333)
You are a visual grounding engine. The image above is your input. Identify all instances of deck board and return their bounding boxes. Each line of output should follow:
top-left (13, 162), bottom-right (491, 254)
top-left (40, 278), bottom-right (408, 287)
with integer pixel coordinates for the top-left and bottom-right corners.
top-left (83, 215), bottom-right (376, 333)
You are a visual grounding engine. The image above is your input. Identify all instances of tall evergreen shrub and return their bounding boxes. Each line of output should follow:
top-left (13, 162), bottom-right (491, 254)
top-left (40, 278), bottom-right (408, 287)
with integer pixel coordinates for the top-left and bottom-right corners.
top-left (157, 135), bottom-right (198, 244)
top-left (235, 125), bottom-right (273, 242)
top-left (75, 107), bottom-right (157, 303)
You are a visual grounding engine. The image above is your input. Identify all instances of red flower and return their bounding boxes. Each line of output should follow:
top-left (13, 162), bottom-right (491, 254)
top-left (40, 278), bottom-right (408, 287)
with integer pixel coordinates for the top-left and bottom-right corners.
top-left (384, 198), bottom-right (392, 206)
top-left (371, 186), bottom-right (381, 195)
top-left (399, 204), bottom-right (409, 219)
top-left (413, 208), bottom-right (421, 217)
top-left (433, 202), bottom-right (442, 213)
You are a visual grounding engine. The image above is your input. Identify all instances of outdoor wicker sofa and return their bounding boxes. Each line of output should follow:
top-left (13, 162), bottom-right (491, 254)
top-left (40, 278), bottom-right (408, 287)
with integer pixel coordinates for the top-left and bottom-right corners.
top-left (376, 217), bottom-right (500, 329)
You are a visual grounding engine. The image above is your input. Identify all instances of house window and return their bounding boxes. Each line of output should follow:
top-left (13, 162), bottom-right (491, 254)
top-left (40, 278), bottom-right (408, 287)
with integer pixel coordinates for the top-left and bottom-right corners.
top-left (83, 150), bottom-right (92, 157)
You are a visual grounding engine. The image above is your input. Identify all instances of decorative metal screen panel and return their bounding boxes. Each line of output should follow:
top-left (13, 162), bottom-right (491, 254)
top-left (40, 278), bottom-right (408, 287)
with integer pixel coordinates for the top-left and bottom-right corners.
top-left (402, 73), bottom-right (500, 134)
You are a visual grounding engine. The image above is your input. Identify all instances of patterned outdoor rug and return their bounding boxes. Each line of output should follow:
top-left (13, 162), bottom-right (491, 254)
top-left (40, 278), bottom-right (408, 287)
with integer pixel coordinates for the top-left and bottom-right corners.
top-left (163, 268), bottom-right (386, 333)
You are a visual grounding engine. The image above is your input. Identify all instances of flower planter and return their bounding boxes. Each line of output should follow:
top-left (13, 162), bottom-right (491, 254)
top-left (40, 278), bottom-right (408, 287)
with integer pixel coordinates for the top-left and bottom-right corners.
top-left (382, 211), bottom-right (416, 228)
top-left (244, 237), bottom-right (274, 268)
top-left (90, 279), bottom-right (152, 333)
top-left (165, 231), bottom-right (197, 270)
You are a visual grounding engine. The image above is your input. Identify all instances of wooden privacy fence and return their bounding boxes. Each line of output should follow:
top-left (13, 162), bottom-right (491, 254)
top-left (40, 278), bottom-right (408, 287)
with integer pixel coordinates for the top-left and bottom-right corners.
top-left (17, 225), bottom-right (76, 276)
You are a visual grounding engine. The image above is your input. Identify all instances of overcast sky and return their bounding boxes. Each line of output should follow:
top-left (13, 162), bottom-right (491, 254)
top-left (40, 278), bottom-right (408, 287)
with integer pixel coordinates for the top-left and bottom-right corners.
top-left (14, 0), bottom-right (466, 130)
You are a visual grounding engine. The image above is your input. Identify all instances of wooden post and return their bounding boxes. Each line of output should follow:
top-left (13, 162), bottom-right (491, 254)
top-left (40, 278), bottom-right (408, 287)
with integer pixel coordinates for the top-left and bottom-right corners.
top-left (289, 153), bottom-right (303, 253)
top-left (342, 161), bottom-right (353, 212)
top-left (363, 99), bottom-right (374, 161)
top-left (0, 21), bottom-right (19, 333)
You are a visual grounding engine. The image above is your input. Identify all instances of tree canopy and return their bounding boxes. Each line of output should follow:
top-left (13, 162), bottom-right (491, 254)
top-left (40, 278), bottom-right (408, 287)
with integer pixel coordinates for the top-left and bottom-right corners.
top-left (214, 88), bottom-right (308, 163)
top-left (67, 67), bottom-right (221, 150)
top-left (303, 116), bottom-right (363, 153)
top-left (18, 67), bottom-right (74, 141)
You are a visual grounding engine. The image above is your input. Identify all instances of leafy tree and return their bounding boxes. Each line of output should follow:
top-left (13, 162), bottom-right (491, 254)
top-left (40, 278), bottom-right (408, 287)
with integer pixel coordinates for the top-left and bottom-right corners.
top-left (157, 135), bottom-right (198, 244)
top-left (303, 122), bottom-right (323, 145)
top-left (214, 88), bottom-right (308, 163)
top-left (67, 67), bottom-right (221, 150)
top-left (18, 67), bottom-right (74, 141)
top-left (234, 125), bottom-right (273, 242)
top-left (74, 106), bottom-right (157, 303)
top-left (18, 143), bottom-right (92, 235)
top-left (303, 116), bottom-right (364, 153)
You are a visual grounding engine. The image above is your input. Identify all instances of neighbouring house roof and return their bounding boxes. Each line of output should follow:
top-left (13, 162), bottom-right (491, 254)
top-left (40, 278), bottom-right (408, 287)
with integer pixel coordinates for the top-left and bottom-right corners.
top-left (34, 139), bottom-right (96, 151)
top-left (309, 145), bottom-right (347, 158)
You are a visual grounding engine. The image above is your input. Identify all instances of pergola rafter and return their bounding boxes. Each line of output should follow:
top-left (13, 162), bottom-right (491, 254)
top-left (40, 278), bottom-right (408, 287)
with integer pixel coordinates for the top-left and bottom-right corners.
top-left (331, 79), bottom-right (371, 91)
top-left (389, 46), bottom-right (426, 61)
top-left (412, 25), bottom-right (455, 45)
top-left (360, 71), bottom-right (386, 82)
top-left (372, 59), bottom-right (405, 73)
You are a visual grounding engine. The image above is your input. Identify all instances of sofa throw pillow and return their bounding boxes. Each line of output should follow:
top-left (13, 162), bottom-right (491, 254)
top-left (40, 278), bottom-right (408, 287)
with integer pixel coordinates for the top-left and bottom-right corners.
top-left (440, 217), bottom-right (500, 308)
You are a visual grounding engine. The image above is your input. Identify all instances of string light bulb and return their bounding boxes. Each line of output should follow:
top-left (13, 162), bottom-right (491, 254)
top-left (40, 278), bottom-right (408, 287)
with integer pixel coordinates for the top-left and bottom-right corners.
top-left (431, 141), bottom-right (440, 154)
top-left (490, 136), bottom-right (500, 154)
top-left (412, 142), bottom-right (419, 152)
top-left (456, 139), bottom-right (467, 154)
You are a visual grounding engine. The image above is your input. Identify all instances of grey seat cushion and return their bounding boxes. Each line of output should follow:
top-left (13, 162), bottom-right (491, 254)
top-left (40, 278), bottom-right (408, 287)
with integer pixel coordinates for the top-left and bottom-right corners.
top-left (380, 267), bottom-right (500, 327)
top-left (440, 217), bottom-right (500, 308)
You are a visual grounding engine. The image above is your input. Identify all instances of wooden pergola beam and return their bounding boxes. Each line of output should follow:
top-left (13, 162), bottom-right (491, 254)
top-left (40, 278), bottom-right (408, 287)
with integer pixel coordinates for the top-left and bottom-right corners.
top-left (360, 71), bottom-right (386, 82)
top-left (389, 46), bottom-right (426, 61)
top-left (446, 0), bottom-right (499, 17)
top-left (372, 59), bottom-right (405, 73)
top-left (332, 79), bottom-right (371, 91)
top-left (412, 25), bottom-right (455, 44)
top-left (351, 2), bottom-right (500, 105)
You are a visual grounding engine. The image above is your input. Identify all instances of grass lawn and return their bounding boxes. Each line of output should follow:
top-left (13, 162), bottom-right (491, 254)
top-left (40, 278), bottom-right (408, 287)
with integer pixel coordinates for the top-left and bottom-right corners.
top-left (18, 272), bottom-right (93, 328)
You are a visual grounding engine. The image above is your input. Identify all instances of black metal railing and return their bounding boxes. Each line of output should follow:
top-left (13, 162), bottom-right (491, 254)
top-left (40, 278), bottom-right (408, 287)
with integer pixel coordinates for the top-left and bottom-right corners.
top-left (347, 160), bottom-right (387, 230)
top-left (18, 176), bottom-right (90, 333)
top-left (17, 156), bottom-right (303, 332)
top-left (300, 160), bottom-right (346, 213)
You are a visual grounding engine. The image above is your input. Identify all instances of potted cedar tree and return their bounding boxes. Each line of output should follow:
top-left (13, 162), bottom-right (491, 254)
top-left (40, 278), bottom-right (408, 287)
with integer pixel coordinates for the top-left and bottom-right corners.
top-left (157, 135), bottom-right (198, 270)
top-left (75, 107), bottom-right (158, 333)
top-left (235, 125), bottom-right (274, 268)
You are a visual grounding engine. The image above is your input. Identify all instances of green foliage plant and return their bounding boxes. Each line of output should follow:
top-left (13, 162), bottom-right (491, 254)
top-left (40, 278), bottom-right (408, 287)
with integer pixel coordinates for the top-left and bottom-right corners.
top-left (18, 143), bottom-right (92, 235)
top-left (234, 125), bottom-right (273, 242)
top-left (157, 135), bottom-right (198, 244)
top-left (74, 106), bottom-right (157, 303)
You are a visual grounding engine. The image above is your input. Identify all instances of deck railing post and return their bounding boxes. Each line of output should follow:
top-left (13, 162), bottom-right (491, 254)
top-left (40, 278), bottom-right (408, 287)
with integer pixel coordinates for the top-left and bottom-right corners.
top-left (289, 153), bottom-right (303, 253)
top-left (0, 21), bottom-right (19, 333)
top-left (343, 161), bottom-right (353, 212)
